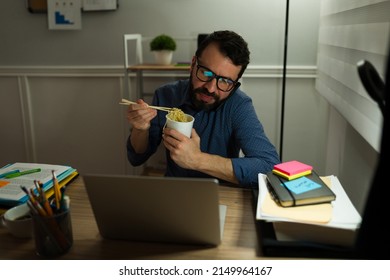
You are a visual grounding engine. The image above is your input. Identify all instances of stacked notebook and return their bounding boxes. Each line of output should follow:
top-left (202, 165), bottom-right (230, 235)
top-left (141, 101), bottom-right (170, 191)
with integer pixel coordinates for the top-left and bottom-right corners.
top-left (256, 173), bottom-right (361, 251)
top-left (256, 162), bottom-right (360, 256)
top-left (267, 160), bottom-right (336, 207)
top-left (0, 162), bottom-right (78, 209)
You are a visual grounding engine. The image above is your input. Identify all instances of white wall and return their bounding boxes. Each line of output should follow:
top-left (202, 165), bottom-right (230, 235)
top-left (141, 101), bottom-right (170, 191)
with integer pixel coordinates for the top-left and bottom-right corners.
top-left (1, 0), bottom-right (318, 67)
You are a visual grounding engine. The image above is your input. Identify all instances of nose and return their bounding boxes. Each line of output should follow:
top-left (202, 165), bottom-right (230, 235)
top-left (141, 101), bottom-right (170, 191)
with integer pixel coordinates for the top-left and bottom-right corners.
top-left (204, 77), bottom-right (218, 93)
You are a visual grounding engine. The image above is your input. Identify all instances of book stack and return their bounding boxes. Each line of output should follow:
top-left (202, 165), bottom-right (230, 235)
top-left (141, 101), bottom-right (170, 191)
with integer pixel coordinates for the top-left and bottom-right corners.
top-left (0, 162), bottom-right (78, 210)
top-left (256, 161), bottom-right (361, 256)
top-left (256, 173), bottom-right (361, 248)
top-left (267, 160), bottom-right (336, 207)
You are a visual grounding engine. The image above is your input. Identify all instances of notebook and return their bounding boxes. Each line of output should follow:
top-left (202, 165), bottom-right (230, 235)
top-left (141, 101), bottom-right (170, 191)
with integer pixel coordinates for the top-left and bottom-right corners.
top-left (83, 174), bottom-right (226, 246)
top-left (266, 170), bottom-right (336, 207)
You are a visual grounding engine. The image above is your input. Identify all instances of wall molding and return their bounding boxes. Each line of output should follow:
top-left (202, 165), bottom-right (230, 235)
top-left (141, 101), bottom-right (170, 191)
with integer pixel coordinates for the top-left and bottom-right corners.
top-left (0, 65), bottom-right (317, 79)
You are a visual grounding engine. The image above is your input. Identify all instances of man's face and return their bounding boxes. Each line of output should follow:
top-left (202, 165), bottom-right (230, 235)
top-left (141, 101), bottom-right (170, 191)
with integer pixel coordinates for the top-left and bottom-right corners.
top-left (189, 43), bottom-right (241, 111)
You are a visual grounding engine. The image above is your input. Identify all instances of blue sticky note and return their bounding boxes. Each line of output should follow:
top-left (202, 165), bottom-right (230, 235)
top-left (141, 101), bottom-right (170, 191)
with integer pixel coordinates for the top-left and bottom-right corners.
top-left (283, 177), bottom-right (321, 194)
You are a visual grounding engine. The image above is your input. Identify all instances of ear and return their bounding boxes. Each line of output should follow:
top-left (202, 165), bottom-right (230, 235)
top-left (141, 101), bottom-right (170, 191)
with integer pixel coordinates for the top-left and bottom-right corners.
top-left (189, 56), bottom-right (197, 74)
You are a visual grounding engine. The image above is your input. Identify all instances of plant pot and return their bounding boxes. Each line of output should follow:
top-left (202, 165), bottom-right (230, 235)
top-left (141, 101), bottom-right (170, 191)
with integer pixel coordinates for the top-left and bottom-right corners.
top-left (153, 50), bottom-right (173, 65)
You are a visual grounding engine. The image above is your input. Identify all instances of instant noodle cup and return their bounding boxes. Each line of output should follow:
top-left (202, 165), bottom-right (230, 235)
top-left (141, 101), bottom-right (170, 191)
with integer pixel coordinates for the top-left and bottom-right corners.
top-left (165, 112), bottom-right (194, 138)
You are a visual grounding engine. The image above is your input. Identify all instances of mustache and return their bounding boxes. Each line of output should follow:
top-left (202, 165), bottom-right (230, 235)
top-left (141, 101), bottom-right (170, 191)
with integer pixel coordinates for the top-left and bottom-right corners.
top-left (194, 87), bottom-right (216, 98)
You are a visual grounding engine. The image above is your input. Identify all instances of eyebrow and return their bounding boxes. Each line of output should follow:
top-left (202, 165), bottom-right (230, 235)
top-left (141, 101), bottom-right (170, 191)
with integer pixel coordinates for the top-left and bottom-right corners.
top-left (198, 63), bottom-right (236, 82)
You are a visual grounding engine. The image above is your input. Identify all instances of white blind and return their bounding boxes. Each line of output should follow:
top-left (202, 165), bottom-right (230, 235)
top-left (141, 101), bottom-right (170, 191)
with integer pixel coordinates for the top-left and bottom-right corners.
top-left (316, 0), bottom-right (390, 152)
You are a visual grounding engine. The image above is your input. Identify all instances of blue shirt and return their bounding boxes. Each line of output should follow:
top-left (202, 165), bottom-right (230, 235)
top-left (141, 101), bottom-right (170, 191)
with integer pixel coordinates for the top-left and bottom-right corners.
top-left (127, 79), bottom-right (280, 188)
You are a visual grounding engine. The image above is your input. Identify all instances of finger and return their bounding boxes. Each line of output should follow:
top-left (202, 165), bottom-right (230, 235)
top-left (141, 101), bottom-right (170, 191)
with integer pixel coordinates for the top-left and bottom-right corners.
top-left (128, 105), bottom-right (156, 118)
top-left (163, 127), bottom-right (183, 141)
top-left (162, 134), bottom-right (176, 150)
top-left (190, 128), bottom-right (198, 139)
top-left (136, 99), bottom-right (150, 107)
top-left (126, 99), bottom-right (149, 112)
top-left (127, 111), bottom-right (147, 123)
top-left (127, 107), bottom-right (156, 127)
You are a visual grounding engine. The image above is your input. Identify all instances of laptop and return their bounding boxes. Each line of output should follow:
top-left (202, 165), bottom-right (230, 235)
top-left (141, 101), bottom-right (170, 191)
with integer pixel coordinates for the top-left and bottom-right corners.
top-left (83, 174), bottom-right (226, 246)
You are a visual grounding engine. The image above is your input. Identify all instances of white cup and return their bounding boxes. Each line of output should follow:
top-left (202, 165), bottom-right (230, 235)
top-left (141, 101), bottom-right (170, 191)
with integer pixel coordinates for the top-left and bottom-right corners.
top-left (1, 203), bottom-right (32, 238)
top-left (165, 113), bottom-right (194, 138)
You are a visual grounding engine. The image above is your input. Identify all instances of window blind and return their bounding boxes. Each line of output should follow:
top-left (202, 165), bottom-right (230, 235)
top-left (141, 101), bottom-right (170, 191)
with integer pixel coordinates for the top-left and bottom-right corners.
top-left (316, 0), bottom-right (390, 152)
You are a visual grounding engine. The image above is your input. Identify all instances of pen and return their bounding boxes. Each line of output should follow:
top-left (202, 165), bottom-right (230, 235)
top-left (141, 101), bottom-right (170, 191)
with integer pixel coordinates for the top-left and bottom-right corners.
top-left (5, 168), bottom-right (41, 179)
top-left (52, 170), bottom-right (61, 210)
top-left (32, 199), bottom-right (48, 217)
top-left (29, 188), bottom-right (38, 203)
top-left (0, 169), bottom-right (20, 179)
top-left (20, 185), bottom-right (36, 204)
top-left (34, 180), bottom-right (40, 193)
top-left (38, 183), bottom-right (54, 216)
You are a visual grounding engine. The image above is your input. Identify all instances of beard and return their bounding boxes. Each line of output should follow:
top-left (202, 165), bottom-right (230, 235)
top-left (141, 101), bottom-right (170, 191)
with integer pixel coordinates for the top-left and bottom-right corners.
top-left (189, 75), bottom-right (221, 112)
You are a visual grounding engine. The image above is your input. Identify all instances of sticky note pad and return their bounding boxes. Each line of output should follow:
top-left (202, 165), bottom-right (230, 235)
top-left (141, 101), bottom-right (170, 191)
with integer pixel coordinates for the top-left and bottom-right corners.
top-left (283, 177), bottom-right (321, 195)
top-left (273, 160), bottom-right (313, 176)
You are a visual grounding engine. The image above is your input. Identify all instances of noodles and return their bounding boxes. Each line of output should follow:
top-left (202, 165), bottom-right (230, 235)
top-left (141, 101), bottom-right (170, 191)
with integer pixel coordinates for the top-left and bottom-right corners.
top-left (167, 108), bottom-right (187, 122)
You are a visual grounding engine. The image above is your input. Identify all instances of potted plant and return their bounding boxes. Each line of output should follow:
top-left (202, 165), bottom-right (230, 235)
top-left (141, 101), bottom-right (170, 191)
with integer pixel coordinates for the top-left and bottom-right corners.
top-left (150, 34), bottom-right (177, 65)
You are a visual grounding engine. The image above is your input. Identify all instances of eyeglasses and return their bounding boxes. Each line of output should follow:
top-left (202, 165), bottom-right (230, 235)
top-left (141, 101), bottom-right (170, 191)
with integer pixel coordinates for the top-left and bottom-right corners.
top-left (195, 58), bottom-right (238, 92)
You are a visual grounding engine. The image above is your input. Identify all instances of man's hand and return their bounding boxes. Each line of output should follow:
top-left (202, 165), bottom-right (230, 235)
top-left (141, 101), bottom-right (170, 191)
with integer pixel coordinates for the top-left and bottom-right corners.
top-left (162, 128), bottom-right (201, 170)
top-left (126, 99), bottom-right (157, 131)
top-left (163, 127), bottom-right (239, 185)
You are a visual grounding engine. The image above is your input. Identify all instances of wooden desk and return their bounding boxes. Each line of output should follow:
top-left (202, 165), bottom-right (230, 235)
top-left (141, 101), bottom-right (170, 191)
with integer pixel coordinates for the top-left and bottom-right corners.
top-left (127, 64), bottom-right (191, 100)
top-left (0, 176), bottom-right (268, 260)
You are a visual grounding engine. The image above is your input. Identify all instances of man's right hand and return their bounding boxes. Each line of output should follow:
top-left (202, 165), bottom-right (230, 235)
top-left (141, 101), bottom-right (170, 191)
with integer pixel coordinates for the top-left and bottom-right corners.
top-left (126, 99), bottom-right (157, 130)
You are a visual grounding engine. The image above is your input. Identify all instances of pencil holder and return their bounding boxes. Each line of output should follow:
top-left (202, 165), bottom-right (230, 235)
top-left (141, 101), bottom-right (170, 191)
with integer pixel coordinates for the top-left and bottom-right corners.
top-left (32, 209), bottom-right (73, 258)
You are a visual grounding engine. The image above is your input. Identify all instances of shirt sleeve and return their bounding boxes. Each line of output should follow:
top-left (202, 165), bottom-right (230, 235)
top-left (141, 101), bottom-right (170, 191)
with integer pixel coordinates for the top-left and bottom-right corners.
top-left (126, 90), bottom-right (168, 166)
top-left (230, 96), bottom-right (280, 188)
top-left (126, 133), bottom-right (155, 166)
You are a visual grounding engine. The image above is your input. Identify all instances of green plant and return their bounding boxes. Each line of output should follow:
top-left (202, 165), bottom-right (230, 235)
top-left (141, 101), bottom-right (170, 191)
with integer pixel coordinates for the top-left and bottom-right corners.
top-left (150, 34), bottom-right (177, 51)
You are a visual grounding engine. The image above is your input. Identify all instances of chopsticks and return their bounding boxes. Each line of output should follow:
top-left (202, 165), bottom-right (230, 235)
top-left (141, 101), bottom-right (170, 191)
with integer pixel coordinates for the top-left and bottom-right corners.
top-left (119, 99), bottom-right (172, 112)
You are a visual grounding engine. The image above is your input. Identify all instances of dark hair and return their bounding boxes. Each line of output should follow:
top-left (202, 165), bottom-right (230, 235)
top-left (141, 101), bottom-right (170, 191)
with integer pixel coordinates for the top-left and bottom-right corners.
top-left (195, 30), bottom-right (250, 79)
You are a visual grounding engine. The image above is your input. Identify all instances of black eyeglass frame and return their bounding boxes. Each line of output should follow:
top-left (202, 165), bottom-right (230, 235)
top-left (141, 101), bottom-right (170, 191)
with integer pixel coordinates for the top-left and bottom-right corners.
top-left (195, 57), bottom-right (239, 92)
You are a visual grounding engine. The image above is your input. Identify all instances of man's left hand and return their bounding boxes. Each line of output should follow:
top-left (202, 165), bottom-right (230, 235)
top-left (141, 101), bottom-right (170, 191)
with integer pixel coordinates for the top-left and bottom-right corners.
top-left (162, 128), bottom-right (201, 170)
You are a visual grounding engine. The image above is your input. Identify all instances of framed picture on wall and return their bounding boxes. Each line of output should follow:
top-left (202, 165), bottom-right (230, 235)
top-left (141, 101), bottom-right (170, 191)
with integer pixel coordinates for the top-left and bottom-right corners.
top-left (27, 0), bottom-right (119, 13)
top-left (27, 0), bottom-right (48, 13)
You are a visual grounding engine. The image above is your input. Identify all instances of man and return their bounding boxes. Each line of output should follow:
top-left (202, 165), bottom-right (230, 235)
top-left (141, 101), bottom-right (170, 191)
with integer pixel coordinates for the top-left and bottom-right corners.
top-left (126, 30), bottom-right (280, 188)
